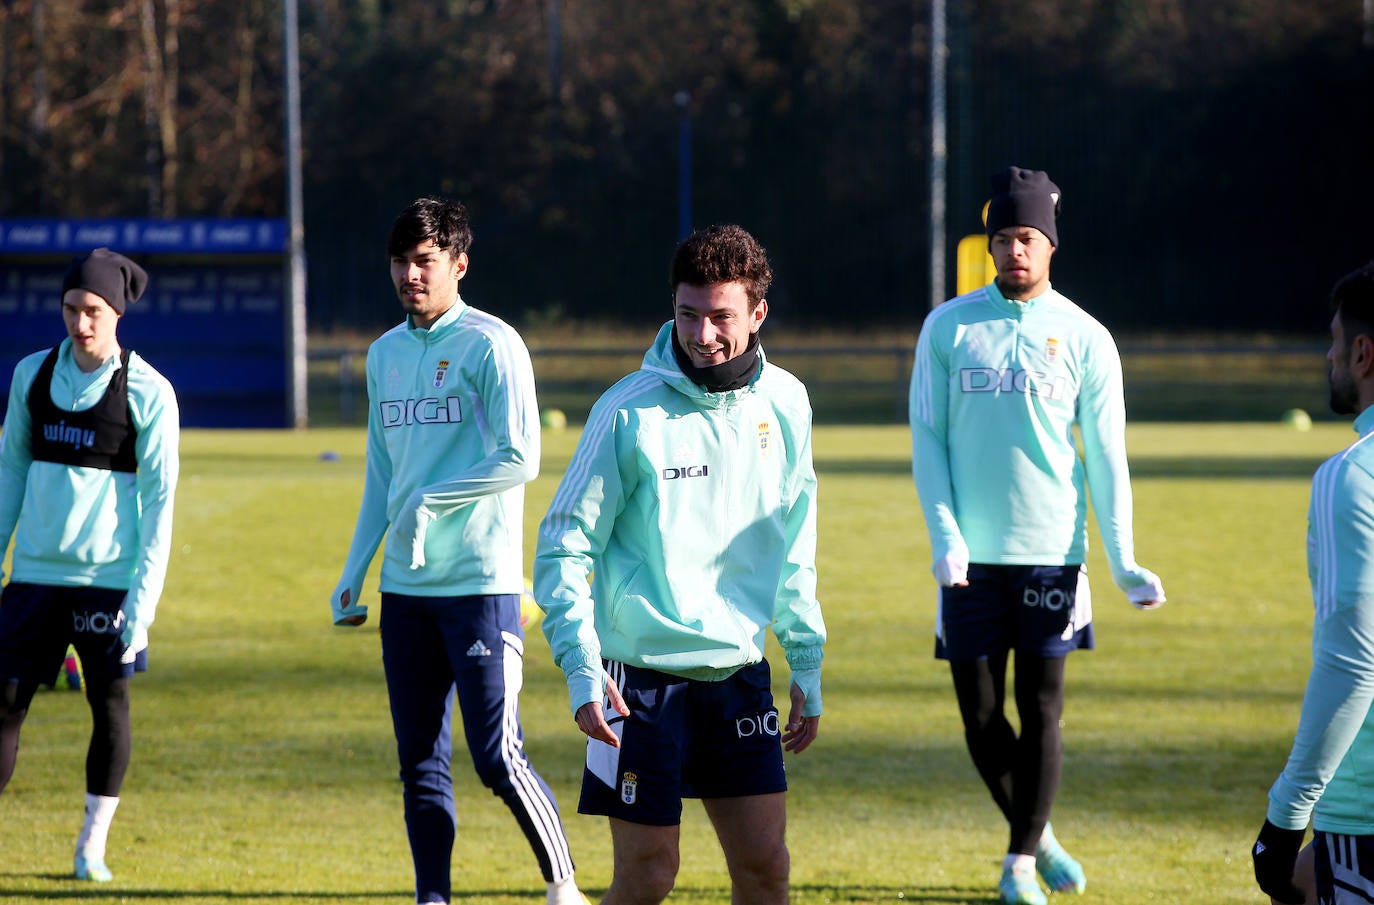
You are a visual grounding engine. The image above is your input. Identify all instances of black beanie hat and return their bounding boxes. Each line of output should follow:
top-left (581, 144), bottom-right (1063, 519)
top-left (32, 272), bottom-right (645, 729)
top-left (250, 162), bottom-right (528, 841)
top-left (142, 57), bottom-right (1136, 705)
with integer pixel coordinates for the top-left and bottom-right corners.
top-left (986, 167), bottom-right (1062, 247)
top-left (61, 247), bottom-right (148, 315)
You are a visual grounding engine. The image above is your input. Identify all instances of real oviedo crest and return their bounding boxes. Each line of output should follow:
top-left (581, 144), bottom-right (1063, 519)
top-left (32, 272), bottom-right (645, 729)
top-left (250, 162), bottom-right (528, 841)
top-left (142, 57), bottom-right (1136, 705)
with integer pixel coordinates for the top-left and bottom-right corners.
top-left (433, 359), bottom-right (450, 388)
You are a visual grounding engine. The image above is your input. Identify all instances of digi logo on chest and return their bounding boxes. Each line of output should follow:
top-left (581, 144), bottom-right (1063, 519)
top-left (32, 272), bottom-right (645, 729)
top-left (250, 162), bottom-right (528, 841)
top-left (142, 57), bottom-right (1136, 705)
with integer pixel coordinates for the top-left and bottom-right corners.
top-left (379, 397), bottom-right (464, 427)
top-left (661, 464), bottom-right (709, 480)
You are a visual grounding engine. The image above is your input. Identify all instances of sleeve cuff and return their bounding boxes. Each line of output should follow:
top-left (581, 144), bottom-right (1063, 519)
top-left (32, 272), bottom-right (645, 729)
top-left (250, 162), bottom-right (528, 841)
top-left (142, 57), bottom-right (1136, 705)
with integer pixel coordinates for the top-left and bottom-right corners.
top-left (1267, 777), bottom-right (1317, 831)
top-left (791, 666), bottom-right (822, 717)
top-left (565, 663), bottom-right (606, 717)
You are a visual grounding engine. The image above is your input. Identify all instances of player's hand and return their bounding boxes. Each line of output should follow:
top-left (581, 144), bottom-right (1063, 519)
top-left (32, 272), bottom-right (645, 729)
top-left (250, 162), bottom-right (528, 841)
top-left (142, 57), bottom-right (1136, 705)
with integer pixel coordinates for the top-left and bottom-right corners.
top-left (1252, 820), bottom-right (1306, 904)
top-left (1127, 569), bottom-right (1166, 610)
top-left (783, 680), bottom-right (820, 753)
top-left (1287, 840), bottom-right (1316, 905)
top-left (933, 553), bottom-right (969, 588)
top-left (575, 674), bottom-right (629, 746)
top-left (117, 621), bottom-right (148, 665)
top-left (333, 587), bottom-right (368, 626)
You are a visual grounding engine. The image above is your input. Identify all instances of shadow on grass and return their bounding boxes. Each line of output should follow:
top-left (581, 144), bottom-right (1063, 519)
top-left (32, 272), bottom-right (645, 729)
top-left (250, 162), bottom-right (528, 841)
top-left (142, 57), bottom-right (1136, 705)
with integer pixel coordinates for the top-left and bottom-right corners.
top-left (793, 884), bottom-right (999, 904)
top-left (789, 729), bottom-right (1284, 825)
top-left (0, 883), bottom-right (408, 901)
top-left (820, 661), bottom-right (1300, 707)
top-left (0, 881), bottom-right (999, 904)
top-left (814, 454), bottom-right (1329, 480)
top-left (815, 458), bottom-right (911, 476)
top-left (1129, 455), bottom-right (1325, 479)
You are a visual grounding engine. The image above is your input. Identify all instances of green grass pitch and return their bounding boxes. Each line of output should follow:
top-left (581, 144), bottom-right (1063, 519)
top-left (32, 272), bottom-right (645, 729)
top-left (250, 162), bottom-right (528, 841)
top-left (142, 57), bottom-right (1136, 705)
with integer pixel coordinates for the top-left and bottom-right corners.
top-left (0, 421), bottom-right (1344, 903)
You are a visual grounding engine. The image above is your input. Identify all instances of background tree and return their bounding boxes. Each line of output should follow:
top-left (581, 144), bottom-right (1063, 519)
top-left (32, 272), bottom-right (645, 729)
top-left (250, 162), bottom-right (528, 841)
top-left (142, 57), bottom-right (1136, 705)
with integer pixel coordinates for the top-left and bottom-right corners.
top-left (1, 0), bottom-right (1370, 333)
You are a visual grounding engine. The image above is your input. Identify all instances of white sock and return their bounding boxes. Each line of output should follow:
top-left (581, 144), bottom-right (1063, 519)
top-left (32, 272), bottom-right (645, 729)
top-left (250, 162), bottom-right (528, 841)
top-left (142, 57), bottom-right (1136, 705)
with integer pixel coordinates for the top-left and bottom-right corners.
top-left (76, 793), bottom-right (120, 860)
top-left (1003, 852), bottom-right (1036, 873)
top-left (547, 874), bottom-right (584, 905)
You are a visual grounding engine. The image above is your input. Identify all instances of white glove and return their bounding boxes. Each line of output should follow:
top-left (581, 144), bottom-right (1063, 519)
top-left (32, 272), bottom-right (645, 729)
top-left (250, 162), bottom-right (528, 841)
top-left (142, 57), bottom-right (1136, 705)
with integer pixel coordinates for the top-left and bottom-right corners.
top-left (1123, 568), bottom-right (1166, 610)
top-left (933, 552), bottom-right (969, 587)
top-left (119, 621), bottom-right (148, 665)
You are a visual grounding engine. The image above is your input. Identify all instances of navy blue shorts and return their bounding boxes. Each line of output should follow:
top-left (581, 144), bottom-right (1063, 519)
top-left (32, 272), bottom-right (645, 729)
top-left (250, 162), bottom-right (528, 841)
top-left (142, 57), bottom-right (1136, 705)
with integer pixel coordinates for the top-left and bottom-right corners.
top-left (936, 563), bottom-right (1094, 661)
top-left (0, 582), bottom-right (147, 686)
top-left (578, 660), bottom-right (787, 826)
top-left (1313, 830), bottom-right (1374, 904)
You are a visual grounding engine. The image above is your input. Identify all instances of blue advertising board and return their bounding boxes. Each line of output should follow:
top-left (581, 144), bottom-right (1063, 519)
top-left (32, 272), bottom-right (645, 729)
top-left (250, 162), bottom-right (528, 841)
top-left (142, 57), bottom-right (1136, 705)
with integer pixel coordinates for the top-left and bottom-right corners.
top-left (1, 219), bottom-right (291, 428)
top-left (0, 218), bottom-right (287, 255)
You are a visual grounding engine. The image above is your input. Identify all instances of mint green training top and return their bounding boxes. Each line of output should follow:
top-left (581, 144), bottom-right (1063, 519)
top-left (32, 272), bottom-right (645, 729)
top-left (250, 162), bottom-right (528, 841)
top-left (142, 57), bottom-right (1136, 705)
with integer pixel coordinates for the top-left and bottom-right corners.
top-left (0, 339), bottom-right (180, 635)
top-left (534, 323), bottom-right (826, 717)
top-left (1267, 405), bottom-right (1374, 836)
top-left (331, 299), bottom-right (539, 617)
top-left (909, 282), bottom-right (1156, 597)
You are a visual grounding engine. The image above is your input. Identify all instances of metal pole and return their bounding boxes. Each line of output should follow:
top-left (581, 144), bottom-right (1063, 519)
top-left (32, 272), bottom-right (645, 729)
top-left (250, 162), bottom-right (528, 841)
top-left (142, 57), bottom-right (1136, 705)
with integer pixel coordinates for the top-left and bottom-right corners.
top-left (674, 91), bottom-right (692, 240)
top-left (928, 0), bottom-right (948, 310)
top-left (546, 0), bottom-right (563, 175)
top-left (546, 0), bottom-right (562, 101)
top-left (284, 0), bottom-right (308, 428)
top-left (0, 1), bottom-right (13, 213)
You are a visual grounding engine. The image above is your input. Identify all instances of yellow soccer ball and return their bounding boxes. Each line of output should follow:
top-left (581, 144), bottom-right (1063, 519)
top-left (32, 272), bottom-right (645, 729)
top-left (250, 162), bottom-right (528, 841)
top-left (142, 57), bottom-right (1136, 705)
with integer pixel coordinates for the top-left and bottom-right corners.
top-left (520, 578), bottom-right (544, 630)
top-left (1281, 408), bottom-right (1312, 431)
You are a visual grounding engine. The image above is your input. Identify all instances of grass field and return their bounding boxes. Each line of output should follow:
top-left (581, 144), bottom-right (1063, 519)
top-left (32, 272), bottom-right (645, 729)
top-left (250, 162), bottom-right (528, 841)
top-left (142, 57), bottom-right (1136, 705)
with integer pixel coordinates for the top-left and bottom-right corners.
top-left (0, 420), bottom-right (1345, 904)
top-left (308, 330), bottom-right (1330, 426)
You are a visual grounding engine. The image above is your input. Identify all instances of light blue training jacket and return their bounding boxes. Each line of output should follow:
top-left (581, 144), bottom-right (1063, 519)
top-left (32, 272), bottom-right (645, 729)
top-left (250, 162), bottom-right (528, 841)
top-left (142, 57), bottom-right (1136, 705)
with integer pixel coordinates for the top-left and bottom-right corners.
top-left (0, 338), bottom-right (179, 637)
top-left (331, 299), bottom-right (539, 621)
top-left (534, 323), bottom-right (826, 717)
top-left (909, 281), bottom-right (1157, 598)
top-left (1268, 405), bottom-right (1374, 835)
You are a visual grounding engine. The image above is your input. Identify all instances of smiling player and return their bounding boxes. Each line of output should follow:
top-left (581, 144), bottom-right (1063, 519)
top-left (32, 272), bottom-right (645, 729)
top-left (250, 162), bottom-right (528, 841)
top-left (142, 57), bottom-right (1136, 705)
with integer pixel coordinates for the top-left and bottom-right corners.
top-left (535, 224), bottom-right (827, 905)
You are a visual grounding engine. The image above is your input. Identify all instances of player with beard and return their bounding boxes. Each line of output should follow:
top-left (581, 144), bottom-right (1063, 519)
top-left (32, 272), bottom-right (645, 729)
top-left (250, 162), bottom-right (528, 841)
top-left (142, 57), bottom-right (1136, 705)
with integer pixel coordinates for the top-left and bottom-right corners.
top-left (909, 167), bottom-right (1165, 904)
top-left (1254, 262), bottom-right (1374, 905)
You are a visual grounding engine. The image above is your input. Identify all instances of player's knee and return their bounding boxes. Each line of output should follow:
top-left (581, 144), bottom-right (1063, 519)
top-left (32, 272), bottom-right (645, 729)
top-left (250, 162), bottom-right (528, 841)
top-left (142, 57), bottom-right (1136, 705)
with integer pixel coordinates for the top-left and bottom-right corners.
top-left (733, 837), bottom-right (789, 890)
top-left (1017, 696), bottom-right (1062, 738)
top-left (398, 758), bottom-right (454, 800)
top-left (964, 714), bottom-right (1014, 753)
top-left (2, 678), bottom-right (37, 716)
top-left (625, 856), bottom-right (678, 902)
top-left (86, 680), bottom-right (130, 725)
top-left (613, 841), bottom-right (680, 902)
top-left (471, 752), bottom-right (523, 794)
top-left (0, 702), bottom-right (27, 735)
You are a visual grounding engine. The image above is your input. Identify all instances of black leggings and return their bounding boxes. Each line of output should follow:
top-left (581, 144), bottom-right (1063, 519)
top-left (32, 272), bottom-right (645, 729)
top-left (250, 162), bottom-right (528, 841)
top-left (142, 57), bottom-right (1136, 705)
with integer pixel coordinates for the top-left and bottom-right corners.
top-left (950, 652), bottom-right (1066, 856)
top-left (1, 674), bottom-right (132, 797)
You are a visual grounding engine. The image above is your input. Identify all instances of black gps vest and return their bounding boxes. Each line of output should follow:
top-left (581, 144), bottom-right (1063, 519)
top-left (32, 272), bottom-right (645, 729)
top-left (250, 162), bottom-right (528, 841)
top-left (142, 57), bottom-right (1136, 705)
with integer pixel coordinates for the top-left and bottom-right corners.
top-left (27, 347), bottom-right (138, 473)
